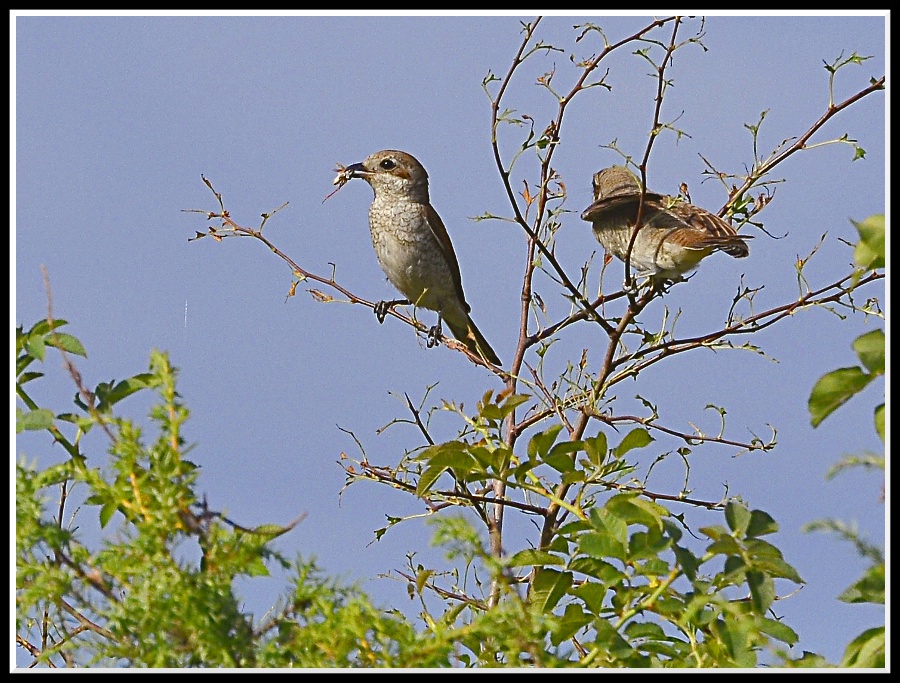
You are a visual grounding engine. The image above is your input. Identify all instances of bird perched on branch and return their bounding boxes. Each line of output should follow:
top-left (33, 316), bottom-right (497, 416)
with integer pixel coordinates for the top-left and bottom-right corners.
top-left (581, 165), bottom-right (751, 286)
top-left (336, 150), bottom-right (501, 366)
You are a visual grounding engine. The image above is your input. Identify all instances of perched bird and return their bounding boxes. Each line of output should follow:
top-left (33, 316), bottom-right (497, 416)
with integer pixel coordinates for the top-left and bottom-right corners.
top-left (339, 150), bottom-right (501, 366)
top-left (580, 165), bottom-right (751, 285)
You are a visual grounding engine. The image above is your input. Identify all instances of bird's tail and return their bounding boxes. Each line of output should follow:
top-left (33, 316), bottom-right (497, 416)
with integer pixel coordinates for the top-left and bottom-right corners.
top-left (446, 315), bottom-right (502, 367)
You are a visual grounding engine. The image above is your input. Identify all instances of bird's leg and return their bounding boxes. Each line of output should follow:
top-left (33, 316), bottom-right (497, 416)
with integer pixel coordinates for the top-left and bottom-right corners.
top-left (427, 314), bottom-right (443, 348)
top-left (653, 273), bottom-right (689, 295)
top-left (374, 298), bottom-right (409, 324)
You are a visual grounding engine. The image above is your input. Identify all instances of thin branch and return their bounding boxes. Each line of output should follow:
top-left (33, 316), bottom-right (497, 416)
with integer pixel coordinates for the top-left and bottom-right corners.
top-left (595, 412), bottom-right (775, 453)
top-left (394, 569), bottom-right (489, 610)
top-left (611, 271), bottom-right (883, 375)
top-left (526, 290), bottom-right (629, 345)
top-left (186, 191), bottom-right (505, 375)
top-left (513, 269), bottom-right (881, 434)
top-left (57, 599), bottom-right (116, 641)
top-left (404, 393), bottom-right (435, 447)
top-left (599, 480), bottom-right (727, 510)
top-left (721, 76), bottom-right (885, 217)
top-left (346, 460), bottom-right (549, 516)
top-left (625, 17), bottom-right (683, 289)
top-left (16, 635), bottom-right (53, 666)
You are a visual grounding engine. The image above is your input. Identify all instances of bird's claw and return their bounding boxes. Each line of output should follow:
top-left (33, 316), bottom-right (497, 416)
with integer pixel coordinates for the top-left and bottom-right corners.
top-left (426, 323), bottom-right (442, 348)
top-left (374, 299), bottom-right (409, 324)
top-left (374, 300), bottom-right (390, 324)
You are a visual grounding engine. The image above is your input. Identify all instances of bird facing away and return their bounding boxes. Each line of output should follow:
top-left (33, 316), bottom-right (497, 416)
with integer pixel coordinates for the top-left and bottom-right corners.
top-left (340, 150), bottom-right (501, 366)
top-left (580, 165), bottom-right (751, 285)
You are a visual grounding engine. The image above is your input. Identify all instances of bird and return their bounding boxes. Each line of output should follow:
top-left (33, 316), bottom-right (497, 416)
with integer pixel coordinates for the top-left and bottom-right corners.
top-left (580, 165), bottom-right (751, 286)
top-left (338, 150), bottom-right (501, 366)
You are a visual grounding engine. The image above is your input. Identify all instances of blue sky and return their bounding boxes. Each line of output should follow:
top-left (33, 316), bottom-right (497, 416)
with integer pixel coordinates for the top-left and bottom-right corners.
top-left (13, 11), bottom-right (887, 668)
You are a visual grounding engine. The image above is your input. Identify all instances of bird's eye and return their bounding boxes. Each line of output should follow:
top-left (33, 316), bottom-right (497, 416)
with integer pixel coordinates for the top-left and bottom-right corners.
top-left (380, 158), bottom-right (396, 170)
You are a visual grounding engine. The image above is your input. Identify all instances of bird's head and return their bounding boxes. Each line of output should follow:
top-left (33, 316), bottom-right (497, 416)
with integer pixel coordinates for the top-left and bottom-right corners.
top-left (343, 150), bottom-right (429, 202)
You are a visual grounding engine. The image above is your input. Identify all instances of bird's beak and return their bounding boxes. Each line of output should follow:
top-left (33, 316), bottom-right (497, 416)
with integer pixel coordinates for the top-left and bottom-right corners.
top-left (344, 162), bottom-right (369, 179)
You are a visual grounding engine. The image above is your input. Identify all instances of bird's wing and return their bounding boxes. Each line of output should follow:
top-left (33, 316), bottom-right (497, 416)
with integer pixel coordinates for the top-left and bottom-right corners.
top-left (423, 203), bottom-right (470, 312)
top-left (580, 192), bottom-right (667, 222)
top-left (665, 204), bottom-right (752, 257)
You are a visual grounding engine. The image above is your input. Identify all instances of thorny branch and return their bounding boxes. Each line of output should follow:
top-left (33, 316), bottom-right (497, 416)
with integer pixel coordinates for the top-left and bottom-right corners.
top-left (512, 269), bottom-right (882, 436)
top-left (480, 17), bottom-right (885, 572)
top-left (185, 178), bottom-right (505, 376)
top-left (183, 15), bottom-right (884, 623)
top-left (720, 75), bottom-right (885, 218)
top-left (624, 17), bottom-right (683, 291)
top-left (486, 16), bottom-right (681, 602)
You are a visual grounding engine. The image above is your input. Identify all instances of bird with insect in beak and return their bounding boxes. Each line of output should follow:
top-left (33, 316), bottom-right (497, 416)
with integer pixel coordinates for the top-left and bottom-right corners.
top-left (581, 165), bottom-right (752, 288)
top-left (335, 150), bottom-right (501, 366)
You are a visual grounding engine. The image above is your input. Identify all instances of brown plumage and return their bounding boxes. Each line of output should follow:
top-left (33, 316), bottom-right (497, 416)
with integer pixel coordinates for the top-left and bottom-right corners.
top-left (581, 165), bottom-right (751, 284)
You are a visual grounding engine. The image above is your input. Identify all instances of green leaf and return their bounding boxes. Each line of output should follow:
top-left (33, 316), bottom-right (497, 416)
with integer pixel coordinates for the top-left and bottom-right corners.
top-left (852, 329), bottom-right (884, 375)
top-left (45, 331), bottom-right (88, 357)
top-left (497, 392), bottom-right (531, 417)
top-left (25, 335), bottom-right (46, 361)
top-left (592, 619), bottom-right (635, 661)
top-left (29, 318), bottom-right (69, 336)
top-left (588, 507), bottom-right (628, 545)
top-left (98, 373), bottom-right (159, 410)
top-left (759, 617), bottom-right (799, 646)
top-left (852, 214), bottom-right (885, 271)
top-left (16, 371), bottom-right (44, 385)
top-left (723, 554), bottom-right (748, 582)
top-left (672, 545), bottom-right (700, 581)
top-left (418, 441), bottom-right (475, 470)
top-left (578, 532), bottom-right (626, 561)
top-left (613, 427), bottom-right (654, 457)
top-left (416, 443), bottom-right (477, 494)
top-left (624, 621), bottom-right (666, 640)
top-left (547, 439), bottom-right (582, 460)
top-left (783, 651), bottom-right (829, 667)
top-left (838, 562), bottom-right (884, 604)
top-left (530, 568), bottom-right (572, 613)
top-left (99, 501), bottom-right (119, 528)
top-left (606, 494), bottom-right (665, 531)
top-left (469, 444), bottom-right (506, 472)
top-left (706, 536), bottom-right (742, 556)
top-left (252, 524), bottom-right (297, 539)
top-left (571, 582), bottom-right (608, 615)
top-left (550, 603), bottom-right (593, 645)
top-left (560, 469), bottom-right (587, 485)
top-left (808, 367), bottom-right (873, 427)
top-left (874, 403), bottom-right (885, 443)
top-left (841, 626), bottom-right (885, 668)
top-left (584, 432), bottom-right (608, 467)
top-left (512, 458), bottom-right (539, 482)
top-left (699, 524), bottom-right (731, 542)
top-left (745, 510), bottom-right (779, 538)
top-left (628, 497), bottom-right (669, 528)
top-left (714, 616), bottom-right (756, 667)
top-left (632, 556), bottom-right (670, 577)
top-left (745, 539), bottom-right (804, 583)
top-left (747, 570), bottom-right (775, 614)
top-left (245, 555), bottom-right (270, 577)
top-left (415, 568), bottom-right (434, 595)
top-left (724, 501), bottom-right (751, 536)
top-left (543, 451), bottom-right (577, 473)
top-left (506, 549), bottom-right (565, 568)
top-left (417, 464), bottom-right (457, 496)
top-left (568, 557), bottom-right (625, 584)
top-left (16, 408), bottom-right (55, 432)
top-left (527, 424), bottom-right (564, 459)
